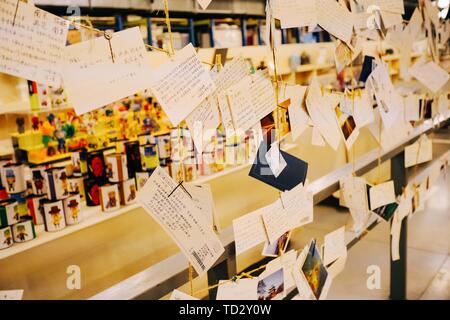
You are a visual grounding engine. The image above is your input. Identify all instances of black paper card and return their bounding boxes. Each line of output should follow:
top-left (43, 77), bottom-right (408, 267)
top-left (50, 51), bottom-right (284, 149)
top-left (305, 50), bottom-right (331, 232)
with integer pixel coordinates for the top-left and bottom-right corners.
top-left (249, 142), bottom-right (308, 192)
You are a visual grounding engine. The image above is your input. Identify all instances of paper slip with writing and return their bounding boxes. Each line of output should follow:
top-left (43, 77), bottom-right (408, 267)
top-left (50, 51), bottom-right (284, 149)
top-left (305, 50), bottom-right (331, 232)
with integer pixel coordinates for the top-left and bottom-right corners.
top-left (227, 70), bottom-right (277, 132)
top-left (353, 90), bottom-right (375, 129)
top-left (367, 63), bottom-right (403, 130)
top-left (170, 290), bottom-right (199, 300)
top-left (369, 181), bottom-right (396, 211)
top-left (409, 59), bottom-right (450, 94)
top-left (184, 183), bottom-right (216, 230)
top-left (197, 0), bottom-right (212, 10)
top-left (266, 250), bottom-right (297, 290)
top-left (63, 27), bottom-right (151, 115)
top-left (262, 183), bottom-right (313, 244)
top-left (265, 143), bottom-right (287, 178)
top-left (0, 290), bottom-right (24, 300)
top-left (213, 56), bottom-right (250, 132)
top-left (150, 43), bottom-right (216, 126)
top-left (0, 1), bottom-right (69, 86)
top-left (404, 136), bottom-right (433, 168)
top-left (359, 0), bottom-right (405, 14)
top-left (185, 97), bottom-right (221, 152)
top-left (138, 167), bottom-right (224, 275)
top-left (306, 78), bottom-right (342, 150)
top-left (233, 206), bottom-right (270, 255)
top-left (216, 279), bottom-right (258, 300)
top-left (281, 85), bottom-right (309, 140)
top-left (316, 0), bottom-right (353, 44)
top-left (323, 226), bottom-right (347, 266)
top-left (340, 176), bottom-right (369, 211)
top-left (271, 0), bottom-right (317, 29)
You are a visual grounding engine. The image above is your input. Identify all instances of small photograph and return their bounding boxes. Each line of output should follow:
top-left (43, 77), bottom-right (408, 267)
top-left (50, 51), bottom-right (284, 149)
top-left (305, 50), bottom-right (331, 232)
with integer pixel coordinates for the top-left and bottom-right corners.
top-left (372, 202), bottom-right (399, 221)
top-left (262, 232), bottom-right (291, 258)
top-left (301, 240), bottom-right (329, 300)
top-left (257, 268), bottom-right (284, 301)
top-left (335, 106), bottom-right (358, 145)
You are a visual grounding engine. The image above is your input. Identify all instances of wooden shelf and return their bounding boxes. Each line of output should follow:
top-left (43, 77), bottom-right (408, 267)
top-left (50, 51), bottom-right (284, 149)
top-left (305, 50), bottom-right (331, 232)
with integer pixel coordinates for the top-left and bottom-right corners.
top-left (0, 203), bottom-right (141, 261)
top-left (0, 142), bottom-right (297, 260)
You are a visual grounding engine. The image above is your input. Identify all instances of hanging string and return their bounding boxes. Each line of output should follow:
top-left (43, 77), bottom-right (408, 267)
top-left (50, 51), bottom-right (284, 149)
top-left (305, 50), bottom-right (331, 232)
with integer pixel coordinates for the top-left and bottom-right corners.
top-left (69, 20), bottom-right (169, 54)
top-left (163, 0), bottom-right (175, 57)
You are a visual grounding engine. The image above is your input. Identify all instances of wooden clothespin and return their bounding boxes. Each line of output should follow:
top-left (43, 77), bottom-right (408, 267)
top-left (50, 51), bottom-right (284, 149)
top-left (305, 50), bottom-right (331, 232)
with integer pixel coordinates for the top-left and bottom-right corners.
top-left (215, 54), bottom-right (222, 71)
top-left (104, 30), bottom-right (115, 63)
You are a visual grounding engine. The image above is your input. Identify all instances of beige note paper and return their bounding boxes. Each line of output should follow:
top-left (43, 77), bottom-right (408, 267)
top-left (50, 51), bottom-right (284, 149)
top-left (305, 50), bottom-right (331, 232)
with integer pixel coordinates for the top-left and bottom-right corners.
top-left (404, 136), bottom-right (433, 168)
top-left (227, 70), bottom-right (277, 132)
top-left (409, 60), bottom-right (450, 94)
top-left (233, 206), bottom-right (270, 255)
top-left (262, 184), bottom-right (313, 244)
top-left (316, 0), bottom-right (353, 44)
top-left (0, 1), bottom-right (69, 86)
top-left (369, 181), bottom-right (396, 211)
top-left (63, 27), bottom-right (151, 115)
top-left (281, 85), bottom-right (309, 140)
top-left (323, 226), bottom-right (347, 266)
top-left (150, 43), bottom-right (216, 126)
top-left (272, 0), bottom-right (317, 29)
top-left (138, 167), bottom-right (224, 275)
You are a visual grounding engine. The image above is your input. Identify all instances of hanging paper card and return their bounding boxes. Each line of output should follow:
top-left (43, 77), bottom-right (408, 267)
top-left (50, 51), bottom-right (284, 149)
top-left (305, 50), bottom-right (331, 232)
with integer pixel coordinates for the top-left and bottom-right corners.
top-left (138, 167), bottom-right (224, 275)
top-left (227, 70), bottom-right (277, 133)
top-left (63, 27), bottom-right (151, 115)
top-left (0, 1), bottom-right (69, 86)
top-left (149, 43), bottom-right (216, 126)
top-left (271, 0), bottom-right (317, 29)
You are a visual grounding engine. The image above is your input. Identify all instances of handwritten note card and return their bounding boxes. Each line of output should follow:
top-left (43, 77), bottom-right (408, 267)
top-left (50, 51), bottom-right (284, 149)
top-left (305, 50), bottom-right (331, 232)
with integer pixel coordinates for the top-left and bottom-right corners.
top-left (262, 184), bottom-right (313, 244)
top-left (0, 0), bottom-right (69, 86)
top-left (138, 167), bottom-right (224, 275)
top-left (404, 135), bottom-right (433, 168)
top-left (306, 78), bottom-right (342, 150)
top-left (150, 43), bottom-right (216, 126)
top-left (409, 60), bottom-right (450, 94)
top-left (369, 181), bottom-right (396, 211)
top-left (227, 70), bottom-right (277, 132)
top-left (63, 27), bottom-right (151, 115)
top-left (233, 206), bottom-right (270, 255)
top-left (323, 226), bottom-right (347, 266)
top-left (272, 0), bottom-right (317, 29)
top-left (282, 85), bottom-right (309, 140)
top-left (367, 63), bottom-right (403, 130)
top-left (316, 0), bottom-right (353, 44)
top-left (185, 97), bottom-right (221, 152)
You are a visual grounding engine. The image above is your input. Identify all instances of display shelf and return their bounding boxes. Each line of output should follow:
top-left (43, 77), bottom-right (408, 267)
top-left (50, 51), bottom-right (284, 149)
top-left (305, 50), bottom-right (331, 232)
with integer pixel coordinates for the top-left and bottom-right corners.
top-left (0, 142), bottom-right (295, 260)
top-left (0, 203), bottom-right (141, 261)
top-left (8, 106), bottom-right (75, 115)
top-left (90, 114), bottom-right (450, 300)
